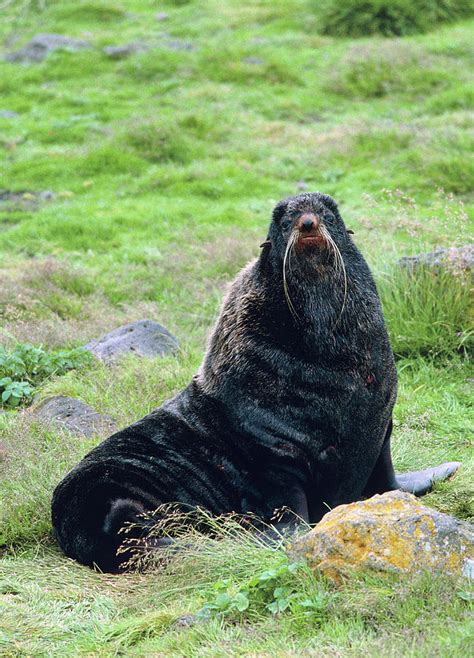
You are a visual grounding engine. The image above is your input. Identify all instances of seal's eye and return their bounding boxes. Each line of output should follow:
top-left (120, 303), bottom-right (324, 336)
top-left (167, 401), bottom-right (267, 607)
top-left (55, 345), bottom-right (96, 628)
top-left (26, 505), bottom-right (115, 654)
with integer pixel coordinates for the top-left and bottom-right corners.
top-left (281, 219), bottom-right (292, 230)
top-left (323, 211), bottom-right (334, 222)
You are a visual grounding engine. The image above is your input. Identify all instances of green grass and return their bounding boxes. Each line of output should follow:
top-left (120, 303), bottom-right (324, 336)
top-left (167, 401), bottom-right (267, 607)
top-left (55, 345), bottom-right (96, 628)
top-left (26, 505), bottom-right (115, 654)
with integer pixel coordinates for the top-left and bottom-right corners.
top-left (0, 0), bottom-right (473, 655)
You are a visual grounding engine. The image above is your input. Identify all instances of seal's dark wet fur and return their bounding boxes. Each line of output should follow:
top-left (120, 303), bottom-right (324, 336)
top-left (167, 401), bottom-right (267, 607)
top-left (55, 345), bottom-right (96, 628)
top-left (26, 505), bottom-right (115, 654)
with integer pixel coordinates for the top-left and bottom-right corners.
top-left (52, 192), bottom-right (459, 572)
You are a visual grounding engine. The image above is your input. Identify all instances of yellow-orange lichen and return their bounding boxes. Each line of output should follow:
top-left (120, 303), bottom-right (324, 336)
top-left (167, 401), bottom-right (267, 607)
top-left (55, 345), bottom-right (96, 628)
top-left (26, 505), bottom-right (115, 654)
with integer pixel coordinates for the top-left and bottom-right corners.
top-left (290, 491), bottom-right (474, 584)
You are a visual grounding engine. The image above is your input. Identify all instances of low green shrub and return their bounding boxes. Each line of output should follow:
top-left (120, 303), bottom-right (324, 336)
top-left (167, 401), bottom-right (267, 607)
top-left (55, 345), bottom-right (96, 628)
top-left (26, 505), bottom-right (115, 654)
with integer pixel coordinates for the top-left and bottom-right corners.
top-left (0, 343), bottom-right (92, 407)
top-left (79, 144), bottom-right (146, 177)
top-left (53, 3), bottom-right (126, 23)
top-left (123, 117), bottom-right (202, 164)
top-left (315, 0), bottom-right (474, 37)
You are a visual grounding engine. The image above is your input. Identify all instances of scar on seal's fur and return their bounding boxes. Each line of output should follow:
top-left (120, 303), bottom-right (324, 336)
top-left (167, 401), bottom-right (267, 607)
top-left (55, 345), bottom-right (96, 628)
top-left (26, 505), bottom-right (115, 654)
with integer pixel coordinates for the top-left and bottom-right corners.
top-left (51, 192), bottom-right (460, 573)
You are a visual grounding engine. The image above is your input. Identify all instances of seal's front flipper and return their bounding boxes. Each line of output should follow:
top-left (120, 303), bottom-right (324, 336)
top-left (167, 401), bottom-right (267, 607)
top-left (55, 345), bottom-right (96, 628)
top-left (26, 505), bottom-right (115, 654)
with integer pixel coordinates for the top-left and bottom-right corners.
top-left (396, 462), bottom-right (460, 496)
top-left (363, 421), bottom-right (460, 498)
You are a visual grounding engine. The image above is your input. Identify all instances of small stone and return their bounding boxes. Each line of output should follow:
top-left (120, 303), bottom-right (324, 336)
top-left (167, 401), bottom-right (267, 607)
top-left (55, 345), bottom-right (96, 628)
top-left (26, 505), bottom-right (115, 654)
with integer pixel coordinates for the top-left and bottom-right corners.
top-left (242, 56), bottom-right (264, 65)
top-left (84, 319), bottom-right (179, 363)
top-left (31, 396), bottom-right (117, 438)
top-left (6, 33), bottom-right (91, 63)
top-left (297, 180), bottom-right (309, 191)
top-left (103, 43), bottom-right (147, 60)
top-left (0, 110), bottom-right (19, 118)
top-left (173, 614), bottom-right (197, 628)
top-left (155, 12), bottom-right (169, 21)
top-left (38, 190), bottom-right (55, 201)
top-left (290, 490), bottom-right (474, 583)
top-left (164, 38), bottom-right (195, 52)
top-left (0, 189), bottom-right (55, 211)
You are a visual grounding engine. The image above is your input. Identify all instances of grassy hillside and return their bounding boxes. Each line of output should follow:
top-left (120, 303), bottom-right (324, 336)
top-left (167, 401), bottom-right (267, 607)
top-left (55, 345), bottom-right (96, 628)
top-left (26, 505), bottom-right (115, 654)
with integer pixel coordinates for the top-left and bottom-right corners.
top-left (0, 1), bottom-right (472, 656)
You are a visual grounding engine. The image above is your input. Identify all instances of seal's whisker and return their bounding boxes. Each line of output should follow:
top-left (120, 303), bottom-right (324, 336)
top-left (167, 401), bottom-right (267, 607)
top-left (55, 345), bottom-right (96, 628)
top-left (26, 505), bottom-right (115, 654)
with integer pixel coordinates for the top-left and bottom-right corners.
top-left (320, 225), bottom-right (348, 326)
top-left (283, 231), bottom-right (300, 321)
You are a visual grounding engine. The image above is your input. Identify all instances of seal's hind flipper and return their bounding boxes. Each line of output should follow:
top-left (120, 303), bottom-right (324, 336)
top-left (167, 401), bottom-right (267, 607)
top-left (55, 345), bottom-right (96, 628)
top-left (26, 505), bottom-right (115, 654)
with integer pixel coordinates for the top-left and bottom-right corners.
top-left (396, 462), bottom-right (461, 497)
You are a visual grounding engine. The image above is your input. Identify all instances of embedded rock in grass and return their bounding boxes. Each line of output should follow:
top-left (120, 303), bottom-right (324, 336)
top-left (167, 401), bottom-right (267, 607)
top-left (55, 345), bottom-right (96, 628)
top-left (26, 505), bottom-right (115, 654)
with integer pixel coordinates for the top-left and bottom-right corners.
top-left (162, 36), bottom-right (195, 52)
top-left (0, 110), bottom-right (19, 118)
top-left (84, 319), bottom-right (179, 363)
top-left (173, 614), bottom-right (198, 629)
top-left (31, 396), bottom-right (117, 438)
top-left (399, 244), bottom-right (473, 274)
top-left (290, 491), bottom-right (474, 583)
top-left (5, 34), bottom-right (91, 63)
top-left (242, 56), bottom-right (265, 65)
top-left (0, 190), bottom-right (55, 211)
top-left (103, 43), bottom-right (148, 60)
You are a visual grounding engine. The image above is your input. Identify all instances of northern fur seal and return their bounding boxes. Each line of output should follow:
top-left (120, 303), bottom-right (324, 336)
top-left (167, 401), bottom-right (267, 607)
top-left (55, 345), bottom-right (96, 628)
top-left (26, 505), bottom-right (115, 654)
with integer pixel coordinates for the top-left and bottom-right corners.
top-left (52, 192), bottom-right (460, 572)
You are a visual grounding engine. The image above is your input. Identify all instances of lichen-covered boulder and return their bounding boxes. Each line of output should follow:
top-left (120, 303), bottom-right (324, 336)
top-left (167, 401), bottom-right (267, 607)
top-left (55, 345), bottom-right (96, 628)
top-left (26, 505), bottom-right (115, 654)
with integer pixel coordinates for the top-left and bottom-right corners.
top-left (290, 491), bottom-right (474, 583)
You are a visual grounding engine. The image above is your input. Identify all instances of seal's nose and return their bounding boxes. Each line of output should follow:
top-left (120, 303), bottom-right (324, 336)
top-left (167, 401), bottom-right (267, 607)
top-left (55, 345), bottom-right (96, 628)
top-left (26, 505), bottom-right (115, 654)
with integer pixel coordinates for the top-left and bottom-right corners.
top-left (298, 213), bottom-right (319, 232)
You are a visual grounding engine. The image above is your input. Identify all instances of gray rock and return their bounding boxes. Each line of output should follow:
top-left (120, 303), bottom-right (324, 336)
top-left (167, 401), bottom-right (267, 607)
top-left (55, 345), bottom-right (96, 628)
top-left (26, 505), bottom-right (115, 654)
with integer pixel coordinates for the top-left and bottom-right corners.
top-left (297, 180), bottom-right (309, 191)
top-left (399, 244), bottom-right (473, 273)
top-left (6, 33), bottom-right (91, 63)
top-left (0, 110), bottom-right (19, 118)
top-left (38, 190), bottom-right (55, 201)
top-left (242, 56), bottom-right (264, 65)
top-left (84, 319), bottom-right (179, 363)
top-left (173, 614), bottom-right (197, 628)
top-left (155, 12), bottom-right (169, 21)
top-left (31, 396), bottom-right (117, 438)
top-left (103, 42), bottom-right (148, 60)
top-left (164, 38), bottom-right (195, 52)
top-left (0, 189), bottom-right (55, 211)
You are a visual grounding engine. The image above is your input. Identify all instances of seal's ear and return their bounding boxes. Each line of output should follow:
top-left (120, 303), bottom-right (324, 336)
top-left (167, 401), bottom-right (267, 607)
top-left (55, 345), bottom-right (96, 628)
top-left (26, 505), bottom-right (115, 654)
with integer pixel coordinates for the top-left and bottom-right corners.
top-left (272, 198), bottom-right (289, 224)
top-left (260, 239), bottom-right (272, 249)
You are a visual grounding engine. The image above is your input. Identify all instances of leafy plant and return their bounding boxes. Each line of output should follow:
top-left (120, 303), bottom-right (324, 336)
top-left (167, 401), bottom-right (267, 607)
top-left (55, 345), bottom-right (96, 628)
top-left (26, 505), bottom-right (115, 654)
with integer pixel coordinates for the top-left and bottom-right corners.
top-left (198, 559), bottom-right (328, 622)
top-left (0, 343), bottom-right (92, 408)
top-left (0, 378), bottom-right (34, 407)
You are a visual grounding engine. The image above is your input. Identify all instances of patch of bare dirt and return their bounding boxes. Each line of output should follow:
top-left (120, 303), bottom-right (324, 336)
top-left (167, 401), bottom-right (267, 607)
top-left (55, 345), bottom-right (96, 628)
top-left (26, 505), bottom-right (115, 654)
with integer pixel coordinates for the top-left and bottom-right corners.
top-left (0, 258), bottom-right (171, 349)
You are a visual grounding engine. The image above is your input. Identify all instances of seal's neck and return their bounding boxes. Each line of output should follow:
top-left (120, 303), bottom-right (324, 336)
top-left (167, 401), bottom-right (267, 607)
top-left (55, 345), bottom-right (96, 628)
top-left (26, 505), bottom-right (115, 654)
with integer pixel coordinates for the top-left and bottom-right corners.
top-left (259, 247), bottom-right (381, 348)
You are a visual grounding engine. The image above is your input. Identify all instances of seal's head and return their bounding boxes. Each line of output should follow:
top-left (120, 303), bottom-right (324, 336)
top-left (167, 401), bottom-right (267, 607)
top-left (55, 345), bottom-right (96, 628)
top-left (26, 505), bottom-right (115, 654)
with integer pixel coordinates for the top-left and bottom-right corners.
top-left (261, 192), bottom-right (352, 322)
top-left (265, 192), bottom-right (350, 260)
